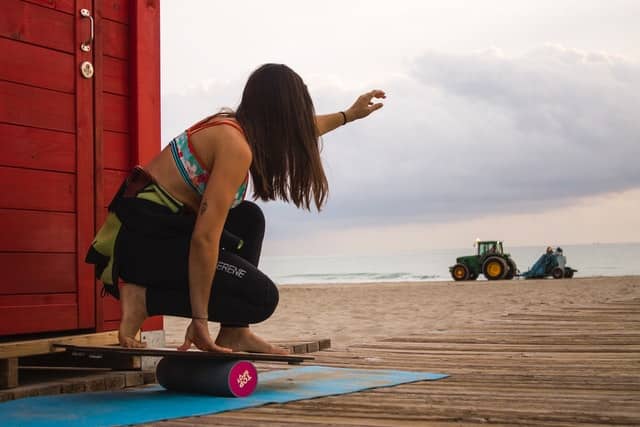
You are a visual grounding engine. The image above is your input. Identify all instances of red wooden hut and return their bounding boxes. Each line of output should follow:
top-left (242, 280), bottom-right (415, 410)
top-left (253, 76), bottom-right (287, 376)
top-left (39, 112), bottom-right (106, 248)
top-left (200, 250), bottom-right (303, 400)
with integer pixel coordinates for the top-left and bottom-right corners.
top-left (0, 0), bottom-right (163, 339)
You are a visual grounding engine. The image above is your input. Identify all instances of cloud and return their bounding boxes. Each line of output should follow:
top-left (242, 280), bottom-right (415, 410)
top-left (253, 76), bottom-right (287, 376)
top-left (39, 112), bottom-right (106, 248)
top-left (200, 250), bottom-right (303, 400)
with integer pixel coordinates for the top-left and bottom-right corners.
top-left (161, 45), bottom-right (640, 241)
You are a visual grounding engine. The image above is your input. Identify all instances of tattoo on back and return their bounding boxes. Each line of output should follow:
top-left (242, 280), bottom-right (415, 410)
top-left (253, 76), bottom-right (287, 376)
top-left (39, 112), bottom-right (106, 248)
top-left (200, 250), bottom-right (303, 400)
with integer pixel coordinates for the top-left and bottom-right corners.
top-left (200, 199), bottom-right (208, 215)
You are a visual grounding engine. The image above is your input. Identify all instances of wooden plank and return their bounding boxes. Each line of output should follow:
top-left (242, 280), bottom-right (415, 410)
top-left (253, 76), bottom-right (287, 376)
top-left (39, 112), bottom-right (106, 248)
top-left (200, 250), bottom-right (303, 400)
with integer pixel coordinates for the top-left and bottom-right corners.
top-left (0, 304), bottom-right (77, 336)
top-left (0, 37), bottom-right (74, 93)
top-left (0, 209), bottom-right (75, 252)
top-left (0, 359), bottom-right (18, 389)
top-left (102, 0), bottom-right (129, 24)
top-left (93, 0), bottom-right (107, 332)
top-left (104, 131), bottom-right (130, 169)
top-left (104, 56), bottom-right (129, 95)
top-left (0, 331), bottom-right (118, 359)
top-left (0, 81), bottom-right (74, 132)
top-left (103, 169), bottom-right (128, 207)
top-left (0, 124), bottom-right (75, 172)
top-left (103, 18), bottom-right (128, 59)
top-left (130, 0), bottom-right (161, 165)
top-left (0, 293), bottom-right (75, 307)
top-left (0, 0), bottom-right (74, 52)
top-left (23, 0), bottom-right (74, 15)
top-left (0, 253), bottom-right (75, 294)
top-left (75, 0), bottom-right (95, 329)
top-left (102, 320), bottom-right (121, 331)
top-left (0, 166), bottom-right (75, 212)
top-left (103, 93), bottom-right (129, 133)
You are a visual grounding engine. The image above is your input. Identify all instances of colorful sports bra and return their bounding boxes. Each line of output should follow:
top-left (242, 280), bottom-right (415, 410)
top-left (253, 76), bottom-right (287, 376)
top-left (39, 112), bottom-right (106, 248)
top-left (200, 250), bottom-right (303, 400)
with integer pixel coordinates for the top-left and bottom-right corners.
top-left (168, 118), bottom-right (249, 209)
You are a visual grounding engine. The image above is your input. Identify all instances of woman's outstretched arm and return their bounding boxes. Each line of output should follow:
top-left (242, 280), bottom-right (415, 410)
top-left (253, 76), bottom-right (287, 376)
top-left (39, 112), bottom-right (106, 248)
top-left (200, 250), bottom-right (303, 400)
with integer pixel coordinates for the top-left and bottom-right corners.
top-left (315, 89), bottom-right (386, 136)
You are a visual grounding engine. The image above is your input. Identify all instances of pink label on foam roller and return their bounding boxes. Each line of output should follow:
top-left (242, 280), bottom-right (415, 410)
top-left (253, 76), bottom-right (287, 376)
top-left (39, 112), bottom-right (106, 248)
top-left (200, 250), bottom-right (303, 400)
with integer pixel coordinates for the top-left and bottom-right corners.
top-left (228, 361), bottom-right (258, 397)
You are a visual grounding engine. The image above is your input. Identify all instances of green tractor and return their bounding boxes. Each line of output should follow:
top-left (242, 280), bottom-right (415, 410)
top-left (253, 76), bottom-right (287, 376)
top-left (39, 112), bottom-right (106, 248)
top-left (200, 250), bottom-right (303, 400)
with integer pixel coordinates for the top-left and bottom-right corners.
top-left (449, 240), bottom-right (518, 281)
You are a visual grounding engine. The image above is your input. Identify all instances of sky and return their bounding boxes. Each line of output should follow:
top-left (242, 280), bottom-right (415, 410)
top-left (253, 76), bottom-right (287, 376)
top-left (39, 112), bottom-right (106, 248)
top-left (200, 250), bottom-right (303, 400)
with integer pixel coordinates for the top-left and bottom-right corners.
top-left (160, 1), bottom-right (640, 256)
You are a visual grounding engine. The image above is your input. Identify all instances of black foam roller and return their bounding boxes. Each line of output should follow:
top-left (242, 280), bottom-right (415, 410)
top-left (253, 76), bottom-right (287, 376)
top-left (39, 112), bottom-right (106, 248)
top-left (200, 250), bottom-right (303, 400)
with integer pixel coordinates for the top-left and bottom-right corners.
top-left (155, 356), bottom-right (258, 397)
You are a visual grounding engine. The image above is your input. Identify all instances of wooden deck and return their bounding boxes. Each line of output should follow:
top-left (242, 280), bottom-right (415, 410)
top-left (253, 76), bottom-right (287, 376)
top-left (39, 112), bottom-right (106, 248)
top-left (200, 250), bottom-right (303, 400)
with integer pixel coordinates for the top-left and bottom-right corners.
top-left (153, 297), bottom-right (640, 426)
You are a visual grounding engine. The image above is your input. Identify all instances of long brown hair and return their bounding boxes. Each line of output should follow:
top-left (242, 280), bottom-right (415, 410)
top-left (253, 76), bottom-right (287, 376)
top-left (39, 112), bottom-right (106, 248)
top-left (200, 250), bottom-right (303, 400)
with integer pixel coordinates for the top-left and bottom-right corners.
top-left (235, 64), bottom-right (328, 211)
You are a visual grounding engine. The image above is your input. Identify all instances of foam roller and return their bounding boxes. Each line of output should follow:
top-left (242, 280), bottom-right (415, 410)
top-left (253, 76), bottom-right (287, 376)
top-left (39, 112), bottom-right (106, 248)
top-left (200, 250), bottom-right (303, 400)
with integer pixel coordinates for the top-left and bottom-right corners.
top-left (156, 357), bottom-right (258, 397)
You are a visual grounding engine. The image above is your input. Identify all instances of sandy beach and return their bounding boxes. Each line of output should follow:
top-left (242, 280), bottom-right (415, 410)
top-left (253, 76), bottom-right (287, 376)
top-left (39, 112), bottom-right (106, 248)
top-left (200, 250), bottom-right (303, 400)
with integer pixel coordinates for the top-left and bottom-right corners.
top-left (164, 276), bottom-right (640, 349)
top-left (155, 276), bottom-right (640, 425)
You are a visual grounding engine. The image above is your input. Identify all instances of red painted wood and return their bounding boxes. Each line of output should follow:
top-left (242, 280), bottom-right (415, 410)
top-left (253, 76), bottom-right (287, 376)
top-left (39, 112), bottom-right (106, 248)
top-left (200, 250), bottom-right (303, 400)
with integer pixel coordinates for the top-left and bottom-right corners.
top-left (0, 166), bottom-right (75, 212)
top-left (0, 293), bottom-right (75, 306)
top-left (103, 296), bottom-right (121, 321)
top-left (93, 0), bottom-right (108, 331)
top-left (0, 0), bottom-right (74, 53)
top-left (23, 0), bottom-right (74, 15)
top-left (103, 18), bottom-right (128, 59)
top-left (130, 0), bottom-right (162, 332)
top-left (142, 316), bottom-right (164, 332)
top-left (104, 131), bottom-right (130, 170)
top-left (103, 169), bottom-right (128, 207)
top-left (0, 209), bottom-right (75, 252)
top-left (0, 124), bottom-right (75, 172)
top-left (0, 303), bottom-right (77, 335)
top-left (102, 320), bottom-right (120, 331)
top-left (0, 253), bottom-right (75, 294)
top-left (102, 0), bottom-right (129, 24)
top-left (0, 37), bottom-right (74, 93)
top-left (130, 0), bottom-right (161, 166)
top-left (104, 56), bottom-right (129, 95)
top-left (103, 93), bottom-right (129, 133)
top-left (0, 81), bottom-right (74, 132)
top-left (75, 0), bottom-right (95, 329)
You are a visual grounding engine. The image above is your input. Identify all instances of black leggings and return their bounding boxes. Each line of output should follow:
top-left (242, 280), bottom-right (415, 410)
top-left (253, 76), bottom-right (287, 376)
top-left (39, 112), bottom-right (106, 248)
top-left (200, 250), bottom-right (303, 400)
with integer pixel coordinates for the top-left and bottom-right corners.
top-left (132, 202), bottom-right (278, 327)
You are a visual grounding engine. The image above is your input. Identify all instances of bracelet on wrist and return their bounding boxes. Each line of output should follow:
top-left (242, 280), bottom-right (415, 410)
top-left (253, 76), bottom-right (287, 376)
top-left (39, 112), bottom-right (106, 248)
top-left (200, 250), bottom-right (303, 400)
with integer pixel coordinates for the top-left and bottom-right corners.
top-left (339, 111), bottom-right (348, 125)
top-left (192, 316), bottom-right (208, 321)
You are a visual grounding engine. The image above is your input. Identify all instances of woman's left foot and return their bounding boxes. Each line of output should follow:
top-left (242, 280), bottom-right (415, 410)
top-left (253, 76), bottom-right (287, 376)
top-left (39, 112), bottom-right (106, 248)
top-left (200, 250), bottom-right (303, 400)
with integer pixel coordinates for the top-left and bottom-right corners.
top-left (215, 327), bottom-right (289, 354)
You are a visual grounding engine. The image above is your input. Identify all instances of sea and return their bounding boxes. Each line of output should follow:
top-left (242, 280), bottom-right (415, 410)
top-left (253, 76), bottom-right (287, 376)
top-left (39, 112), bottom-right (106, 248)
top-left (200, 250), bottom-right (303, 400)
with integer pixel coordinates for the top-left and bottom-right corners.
top-left (260, 243), bottom-right (640, 285)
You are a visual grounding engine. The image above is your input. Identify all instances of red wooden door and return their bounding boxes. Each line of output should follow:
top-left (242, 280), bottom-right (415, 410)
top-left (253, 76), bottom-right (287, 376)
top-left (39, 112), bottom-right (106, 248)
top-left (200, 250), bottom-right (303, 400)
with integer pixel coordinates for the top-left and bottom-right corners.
top-left (0, 0), bottom-right (95, 335)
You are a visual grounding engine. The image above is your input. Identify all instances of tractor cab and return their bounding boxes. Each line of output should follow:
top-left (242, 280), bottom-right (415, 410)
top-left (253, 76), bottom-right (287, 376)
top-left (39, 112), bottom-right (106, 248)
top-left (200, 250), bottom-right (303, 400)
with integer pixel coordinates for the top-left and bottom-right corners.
top-left (476, 240), bottom-right (503, 257)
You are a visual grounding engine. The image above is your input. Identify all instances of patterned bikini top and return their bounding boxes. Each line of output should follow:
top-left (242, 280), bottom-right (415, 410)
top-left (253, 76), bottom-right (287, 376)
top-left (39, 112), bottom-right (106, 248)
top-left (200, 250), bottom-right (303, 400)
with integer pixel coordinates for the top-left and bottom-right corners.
top-left (168, 118), bottom-right (249, 209)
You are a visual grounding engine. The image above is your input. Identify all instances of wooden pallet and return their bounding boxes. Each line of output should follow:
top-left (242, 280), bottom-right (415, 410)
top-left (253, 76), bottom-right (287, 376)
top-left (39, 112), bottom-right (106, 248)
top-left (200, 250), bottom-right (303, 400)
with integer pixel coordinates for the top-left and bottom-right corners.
top-left (0, 331), bottom-right (120, 389)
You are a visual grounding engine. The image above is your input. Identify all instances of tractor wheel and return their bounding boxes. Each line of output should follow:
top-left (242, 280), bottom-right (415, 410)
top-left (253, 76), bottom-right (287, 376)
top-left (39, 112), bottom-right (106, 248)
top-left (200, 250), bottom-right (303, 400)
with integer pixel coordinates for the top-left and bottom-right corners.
top-left (564, 269), bottom-right (574, 279)
top-left (451, 264), bottom-right (470, 281)
top-left (505, 258), bottom-right (517, 280)
top-left (552, 267), bottom-right (564, 279)
top-left (483, 257), bottom-right (508, 280)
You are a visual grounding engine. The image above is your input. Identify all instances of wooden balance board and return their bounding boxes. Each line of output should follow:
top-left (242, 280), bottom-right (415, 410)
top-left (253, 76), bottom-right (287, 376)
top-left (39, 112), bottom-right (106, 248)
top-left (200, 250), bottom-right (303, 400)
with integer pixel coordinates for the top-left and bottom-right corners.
top-left (54, 344), bottom-right (314, 397)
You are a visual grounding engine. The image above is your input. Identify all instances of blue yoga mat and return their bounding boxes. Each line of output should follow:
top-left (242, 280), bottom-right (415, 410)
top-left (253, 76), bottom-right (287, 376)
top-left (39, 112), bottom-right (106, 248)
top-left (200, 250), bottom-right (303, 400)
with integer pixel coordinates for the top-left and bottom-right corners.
top-left (0, 366), bottom-right (447, 427)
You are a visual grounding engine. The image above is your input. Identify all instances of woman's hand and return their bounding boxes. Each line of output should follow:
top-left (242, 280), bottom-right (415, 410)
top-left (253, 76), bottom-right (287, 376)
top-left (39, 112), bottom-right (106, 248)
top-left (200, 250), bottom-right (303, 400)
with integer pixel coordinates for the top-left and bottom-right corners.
top-left (178, 319), bottom-right (233, 353)
top-left (345, 90), bottom-right (386, 122)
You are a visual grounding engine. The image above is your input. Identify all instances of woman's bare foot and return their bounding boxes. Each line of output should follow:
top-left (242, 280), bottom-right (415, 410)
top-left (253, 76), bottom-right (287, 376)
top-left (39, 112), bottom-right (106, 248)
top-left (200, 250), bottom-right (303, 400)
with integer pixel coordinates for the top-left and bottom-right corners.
top-left (215, 327), bottom-right (289, 354)
top-left (118, 284), bottom-right (148, 348)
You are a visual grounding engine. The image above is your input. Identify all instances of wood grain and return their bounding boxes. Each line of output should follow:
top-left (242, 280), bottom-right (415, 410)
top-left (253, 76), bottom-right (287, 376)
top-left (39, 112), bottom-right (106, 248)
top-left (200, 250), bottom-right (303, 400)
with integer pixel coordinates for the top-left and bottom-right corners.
top-left (101, 0), bottom-right (129, 24)
top-left (0, 37), bottom-right (74, 93)
top-left (0, 252), bottom-right (75, 294)
top-left (0, 81), bottom-right (74, 133)
top-left (0, 0), bottom-right (74, 52)
top-left (152, 298), bottom-right (640, 427)
top-left (0, 166), bottom-right (75, 212)
top-left (0, 209), bottom-right (75, 252)
top-left (0, 123), bottom-right (75, 172)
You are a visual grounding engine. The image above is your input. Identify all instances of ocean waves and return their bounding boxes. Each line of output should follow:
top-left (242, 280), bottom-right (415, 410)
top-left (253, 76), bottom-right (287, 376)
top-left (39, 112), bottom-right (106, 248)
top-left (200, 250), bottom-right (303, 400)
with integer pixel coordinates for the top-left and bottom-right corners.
top-left (273, 271), bottom-right (441, 285)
